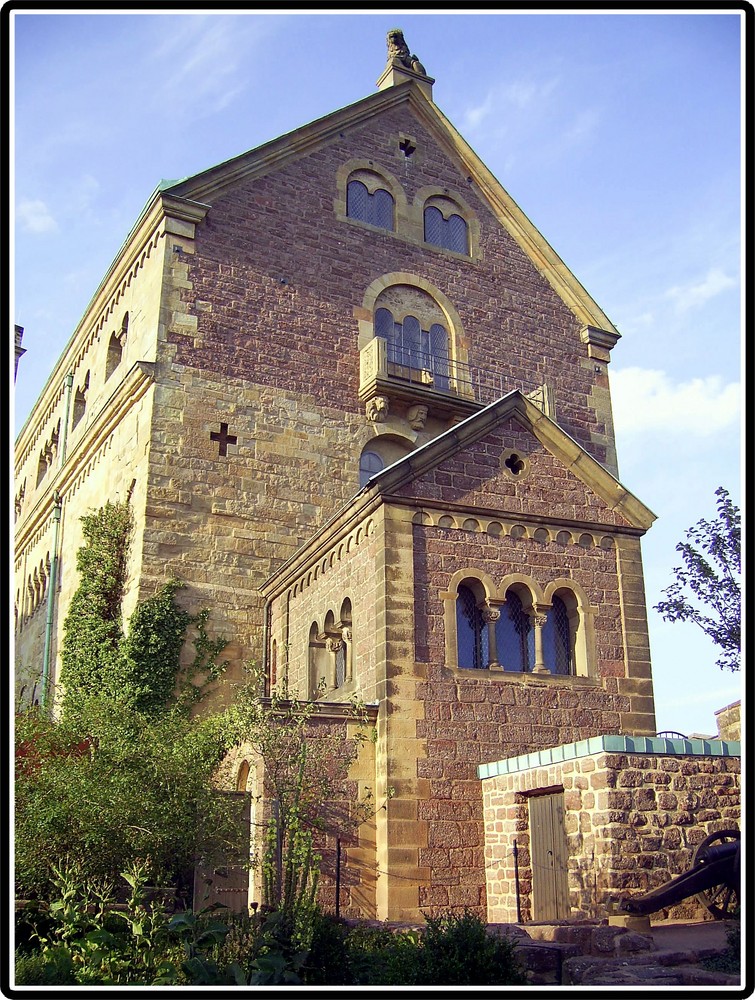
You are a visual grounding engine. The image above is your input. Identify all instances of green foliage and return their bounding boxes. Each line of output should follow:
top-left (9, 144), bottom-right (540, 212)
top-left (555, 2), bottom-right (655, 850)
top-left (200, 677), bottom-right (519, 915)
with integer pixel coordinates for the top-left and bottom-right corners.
top-left (419, 910), bottom-right (527, 985)
top-left (301, 908), bottom-right (351, 984)
top-left (118, 579), bottom-right (192, 715)
top-left (15, 699), bottom-right (241, 900)
top-left (655, 487), bottom-right (741, 671)
top-left (302, 909), bottom-right (527, 986)
top-left (156, 905), bottom-right (246, 985)
top-left (60, 500), bottom-right (132, 709)
top-left (18, 859), bottom-right (181, 985)
top-left (343, 922), bottom-right (423, 985)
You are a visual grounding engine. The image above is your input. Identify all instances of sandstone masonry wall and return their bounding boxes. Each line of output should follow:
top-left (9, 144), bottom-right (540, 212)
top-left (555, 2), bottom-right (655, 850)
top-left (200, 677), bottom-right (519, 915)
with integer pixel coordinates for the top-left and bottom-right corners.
top-left (481, 746), bottom-right (741, 924)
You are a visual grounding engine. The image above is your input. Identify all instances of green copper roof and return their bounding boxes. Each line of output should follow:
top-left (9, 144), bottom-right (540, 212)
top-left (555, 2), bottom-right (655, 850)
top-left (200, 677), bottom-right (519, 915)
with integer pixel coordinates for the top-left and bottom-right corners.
top-left (477, 734), bottom-right (741, 780)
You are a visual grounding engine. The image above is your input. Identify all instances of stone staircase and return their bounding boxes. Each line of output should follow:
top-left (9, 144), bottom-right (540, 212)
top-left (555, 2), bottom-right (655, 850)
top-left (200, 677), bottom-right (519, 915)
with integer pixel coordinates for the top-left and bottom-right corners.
top-left (489, 918), bottom-right (740, 987)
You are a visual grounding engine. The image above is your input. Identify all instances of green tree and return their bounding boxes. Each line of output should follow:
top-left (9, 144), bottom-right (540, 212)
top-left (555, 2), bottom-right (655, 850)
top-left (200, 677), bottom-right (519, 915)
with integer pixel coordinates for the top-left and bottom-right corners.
top-left (15, 699), bottom-right (241, 900)
top-left (17, 501), bottom-right (239, 901)
top-left (221, 668), bottom-right (379, 962)
top-left (655, 487), bottom-right (741, 671)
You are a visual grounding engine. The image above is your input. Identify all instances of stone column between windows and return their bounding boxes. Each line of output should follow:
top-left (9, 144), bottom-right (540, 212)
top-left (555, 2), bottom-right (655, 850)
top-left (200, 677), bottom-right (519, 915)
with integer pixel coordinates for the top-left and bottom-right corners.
top-left (530, 610), bottom-right (550, 674)
top-left (325, 636), bottom-right (342, 691)
top-left (340, 626), bottom-right (353, 683)
top-left (481, 603), bottom-right (502, 670)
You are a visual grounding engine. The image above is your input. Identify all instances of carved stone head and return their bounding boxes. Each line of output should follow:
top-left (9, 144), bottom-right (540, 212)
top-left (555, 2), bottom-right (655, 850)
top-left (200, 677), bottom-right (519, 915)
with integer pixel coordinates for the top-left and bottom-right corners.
top-left (407, 403), bottom-right (428, 430)
top-left (386, 28), bottom-right (413, 69)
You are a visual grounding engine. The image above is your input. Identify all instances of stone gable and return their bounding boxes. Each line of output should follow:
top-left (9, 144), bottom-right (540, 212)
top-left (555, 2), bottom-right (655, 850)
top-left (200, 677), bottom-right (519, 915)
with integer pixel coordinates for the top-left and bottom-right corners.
top-left (398, 414), bottom-right (631, 528)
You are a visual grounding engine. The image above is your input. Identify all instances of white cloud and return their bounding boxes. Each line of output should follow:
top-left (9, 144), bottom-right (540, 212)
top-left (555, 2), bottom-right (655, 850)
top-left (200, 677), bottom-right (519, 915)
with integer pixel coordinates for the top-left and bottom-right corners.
top-left (666, 267), bottom-right (737, 312)
top-left (16, 199), bottom-right (58, 233)
top-left (148, 15), bottom-right (273, 119)
top-left (611, 367), bottom-right (740, 436)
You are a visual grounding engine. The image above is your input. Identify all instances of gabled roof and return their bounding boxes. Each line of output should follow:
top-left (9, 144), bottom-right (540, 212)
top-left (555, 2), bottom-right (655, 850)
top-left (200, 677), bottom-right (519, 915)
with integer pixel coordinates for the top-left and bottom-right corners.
top-left (368, 390), bottom-right (655, 530)
top-left (261, 390), bottom-right (655, 597)
top-left (165, 80), bottom-right (619, 339)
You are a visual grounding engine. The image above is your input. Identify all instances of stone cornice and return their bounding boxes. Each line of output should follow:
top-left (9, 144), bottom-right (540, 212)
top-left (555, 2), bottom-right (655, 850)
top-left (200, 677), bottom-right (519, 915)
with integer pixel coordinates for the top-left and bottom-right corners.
top-left (14, 361), bottom-right (155, 553)
top-left (260, 491), bottom-right (384, 599)
top-left (15, 193), bottom-right (208, 450)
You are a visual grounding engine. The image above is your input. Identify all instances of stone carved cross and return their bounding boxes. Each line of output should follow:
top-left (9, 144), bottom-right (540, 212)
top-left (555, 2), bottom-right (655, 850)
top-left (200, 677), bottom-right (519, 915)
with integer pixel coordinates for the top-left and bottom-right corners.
top-left (210, 422), bottom-right (237, 457)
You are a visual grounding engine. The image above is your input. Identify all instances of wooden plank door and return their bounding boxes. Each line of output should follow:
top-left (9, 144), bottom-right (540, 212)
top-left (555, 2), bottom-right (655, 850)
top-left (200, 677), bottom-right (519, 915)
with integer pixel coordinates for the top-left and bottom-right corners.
top-left (529, 791), bottom-right (570, 921)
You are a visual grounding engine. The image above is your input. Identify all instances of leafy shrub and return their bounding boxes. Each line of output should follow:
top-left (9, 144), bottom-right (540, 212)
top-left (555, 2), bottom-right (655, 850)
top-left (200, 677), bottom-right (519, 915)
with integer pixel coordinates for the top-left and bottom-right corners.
top-left (15, 948), bottom-right (76, 985)
top-left (303, 910), bottom-right (526, 986)
top-left (302, 908), bottom-right (351, 984)
top-left (346, 924), bottom-right (423, 985)
top-left (419, 910), bottom-right (526, 985)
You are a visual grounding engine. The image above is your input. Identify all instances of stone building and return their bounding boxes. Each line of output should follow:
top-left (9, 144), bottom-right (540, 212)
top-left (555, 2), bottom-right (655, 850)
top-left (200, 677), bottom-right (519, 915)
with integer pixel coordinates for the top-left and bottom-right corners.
top-left (14, 31), bottom-right (689, 922)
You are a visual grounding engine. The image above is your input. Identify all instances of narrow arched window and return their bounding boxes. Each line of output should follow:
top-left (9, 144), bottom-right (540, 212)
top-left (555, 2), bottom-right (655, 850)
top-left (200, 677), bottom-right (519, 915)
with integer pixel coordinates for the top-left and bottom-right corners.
top-left (424, 203), bottom-right (469, 254)
top-left (106, 332), bottom-right (123, 380)
top-left (456, 585), bottom-right (488, 669)
top-left (542, 595), bottom-right (573, 675)
top-left (496, 591), bottom-right (534, 672)
top-left (359, 450), bottom-right (384, 487)
top-left (347, 179), bottom-right (395, 231)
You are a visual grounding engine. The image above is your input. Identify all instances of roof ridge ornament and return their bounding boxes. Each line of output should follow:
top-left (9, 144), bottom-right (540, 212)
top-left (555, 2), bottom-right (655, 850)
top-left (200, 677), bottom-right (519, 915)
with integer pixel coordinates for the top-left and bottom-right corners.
top-left (377, 28), bottom-right (434, 100)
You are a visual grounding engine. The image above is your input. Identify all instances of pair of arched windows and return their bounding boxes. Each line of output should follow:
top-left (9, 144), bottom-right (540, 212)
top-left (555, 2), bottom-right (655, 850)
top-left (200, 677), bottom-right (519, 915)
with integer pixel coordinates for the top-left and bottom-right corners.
top-left (346, 180), bottom-right (394, 230)
top-left (456, 584), bottom-right (574, 675)
top-left (307, 600), bottom-right (353, 699)
top-left (346, 175), bottom-right (470, 255)
top-left (423, 204), bottom-right (468, 254)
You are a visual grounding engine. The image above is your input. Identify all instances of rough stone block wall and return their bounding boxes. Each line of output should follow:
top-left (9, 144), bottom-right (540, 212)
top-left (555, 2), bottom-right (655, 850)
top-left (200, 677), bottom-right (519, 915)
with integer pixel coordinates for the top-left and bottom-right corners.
top-left (481, 750), bottom-right (741, 924)
top-left (715, 701), bottom-right (741, 741)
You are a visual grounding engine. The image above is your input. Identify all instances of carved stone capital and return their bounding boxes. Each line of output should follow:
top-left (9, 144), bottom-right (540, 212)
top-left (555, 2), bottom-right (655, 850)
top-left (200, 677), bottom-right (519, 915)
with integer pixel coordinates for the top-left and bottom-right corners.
top-left (481, 607), bottom-right (501, 624)
top-left (326, 637), bottom-right (343, 654)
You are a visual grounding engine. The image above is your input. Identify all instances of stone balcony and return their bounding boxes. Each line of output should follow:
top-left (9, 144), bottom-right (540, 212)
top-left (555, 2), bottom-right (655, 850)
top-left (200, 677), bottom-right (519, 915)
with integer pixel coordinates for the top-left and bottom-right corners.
top-left (359, 337), bottom-right (553, 421)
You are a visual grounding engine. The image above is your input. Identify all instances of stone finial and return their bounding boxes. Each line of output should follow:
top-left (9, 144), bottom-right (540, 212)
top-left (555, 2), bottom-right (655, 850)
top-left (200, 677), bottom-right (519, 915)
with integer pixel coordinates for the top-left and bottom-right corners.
top-left (378, 29), bottom-right (434, 99)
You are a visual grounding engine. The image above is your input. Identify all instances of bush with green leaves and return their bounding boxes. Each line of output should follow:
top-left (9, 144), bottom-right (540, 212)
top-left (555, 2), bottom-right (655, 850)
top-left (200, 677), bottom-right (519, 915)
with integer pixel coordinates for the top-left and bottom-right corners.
top-left (419, 910), bottom-right (527, 985)
top-left (15, 699), bottom-right (242, 900)
top-left (301, 909), bottom-right (527, 986)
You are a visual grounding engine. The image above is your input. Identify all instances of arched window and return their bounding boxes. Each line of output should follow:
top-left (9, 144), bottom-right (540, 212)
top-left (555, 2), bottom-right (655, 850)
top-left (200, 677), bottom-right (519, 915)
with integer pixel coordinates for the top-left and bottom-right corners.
top-left (72, 372), bottom-right (89, 430)
top-left (496, 591), bottom-right (534, 672)
top-left (456, 584), bottom-right (489, 669)
top-left (308, 622), bottom-right (323, 699)
top-left (359, 449), bottom-right (384, 487)
top-left (347, 179), bottom-right (395, 230)
top-left (542, 595), bottom-right (574, 675)
top-left (106, 332), bottom-right (123, 380)
top-left (424, 203), bottom-right (469, 254)
top-left (374, 307), bottom-right (449, 389)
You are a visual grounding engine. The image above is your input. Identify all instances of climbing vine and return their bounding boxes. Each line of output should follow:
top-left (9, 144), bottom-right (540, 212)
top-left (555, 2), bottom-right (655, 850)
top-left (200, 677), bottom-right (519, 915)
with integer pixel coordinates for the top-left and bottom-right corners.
top-left (60, 500), bottom-right (132, 711)
top-left (60, 501), bottom-right (227, 716)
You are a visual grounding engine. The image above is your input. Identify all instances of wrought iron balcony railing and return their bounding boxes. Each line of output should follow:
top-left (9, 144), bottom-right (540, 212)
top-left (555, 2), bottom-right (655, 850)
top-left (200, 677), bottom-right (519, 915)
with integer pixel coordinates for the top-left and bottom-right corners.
top-left (359, 338), bottom-right (552, 416)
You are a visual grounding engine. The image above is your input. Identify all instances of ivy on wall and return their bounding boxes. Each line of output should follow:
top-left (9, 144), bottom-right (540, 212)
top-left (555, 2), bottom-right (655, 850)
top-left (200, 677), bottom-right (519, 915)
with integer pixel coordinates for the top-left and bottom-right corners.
top-left (60, 500), bottom-right (132, 711)
top-left (60, 501), bottom-right (227, 717)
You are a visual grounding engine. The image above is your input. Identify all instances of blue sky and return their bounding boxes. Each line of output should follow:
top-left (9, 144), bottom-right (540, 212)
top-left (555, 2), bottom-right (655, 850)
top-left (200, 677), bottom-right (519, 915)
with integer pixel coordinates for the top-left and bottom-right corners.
top-left (11, 10), bottom-right (744, 736)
